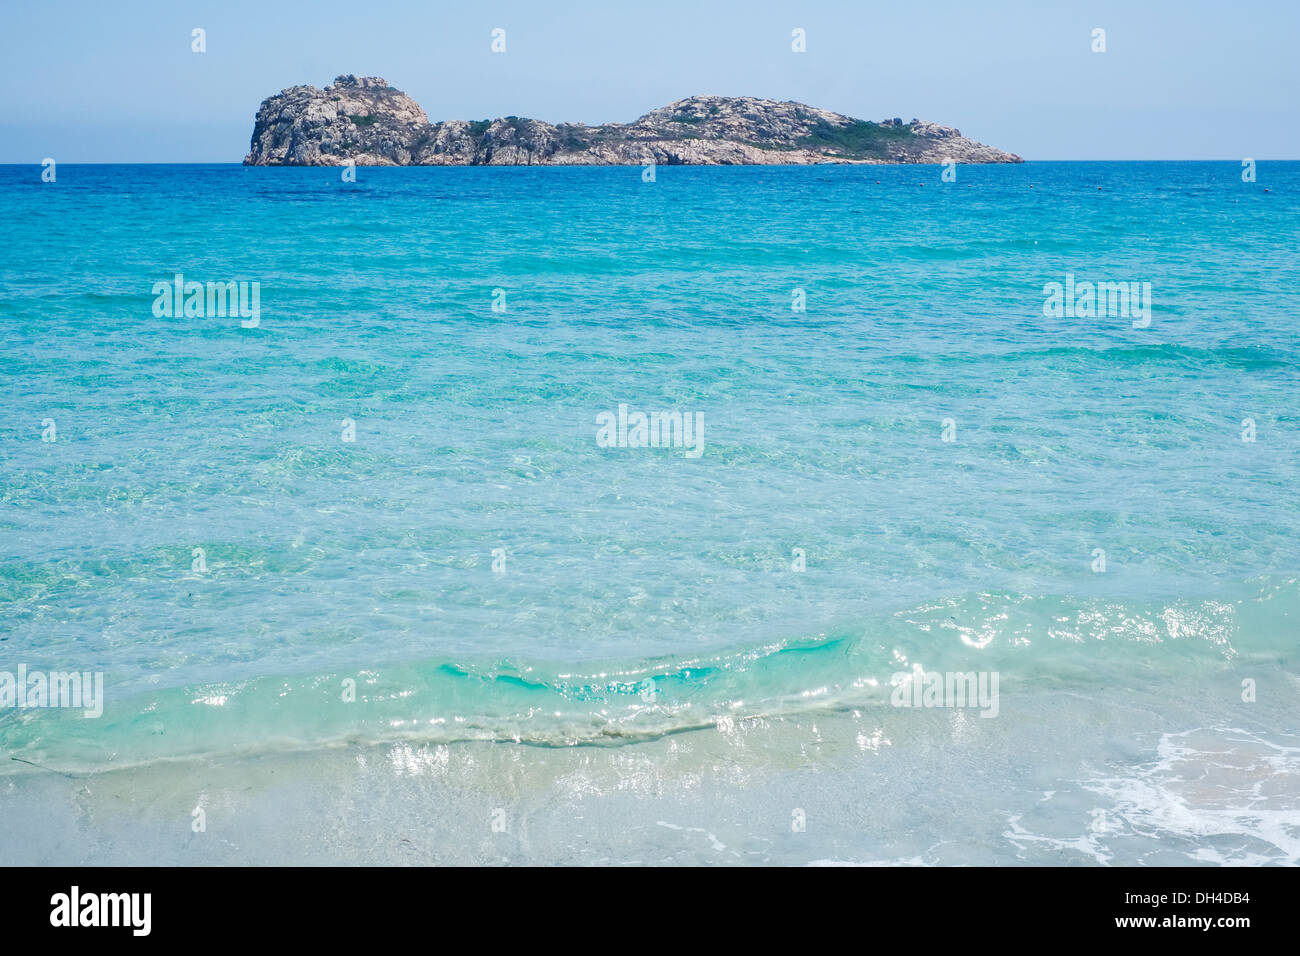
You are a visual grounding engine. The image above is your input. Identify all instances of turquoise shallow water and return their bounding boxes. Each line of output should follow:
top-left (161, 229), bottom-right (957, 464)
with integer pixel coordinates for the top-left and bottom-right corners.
top-left (1, 162), bottom-right (1297, 863)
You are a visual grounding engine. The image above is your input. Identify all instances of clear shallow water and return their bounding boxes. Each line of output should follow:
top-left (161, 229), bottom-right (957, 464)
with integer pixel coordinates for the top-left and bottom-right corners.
top-left (1, 162), bottom-right (1297, 863)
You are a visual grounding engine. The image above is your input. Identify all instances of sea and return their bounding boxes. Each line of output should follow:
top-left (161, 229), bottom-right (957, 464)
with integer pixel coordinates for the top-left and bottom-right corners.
top-left (1, 160), bottom-right (1297, 864)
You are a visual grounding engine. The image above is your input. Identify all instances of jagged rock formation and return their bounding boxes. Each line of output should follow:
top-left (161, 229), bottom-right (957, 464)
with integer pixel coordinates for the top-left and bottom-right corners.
top-left (245, 75), bottom-right (1021, 166)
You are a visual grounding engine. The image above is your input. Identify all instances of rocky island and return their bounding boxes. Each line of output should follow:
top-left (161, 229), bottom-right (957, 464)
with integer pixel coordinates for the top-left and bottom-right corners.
top-left (244, 75), bottom-right (1022, 166)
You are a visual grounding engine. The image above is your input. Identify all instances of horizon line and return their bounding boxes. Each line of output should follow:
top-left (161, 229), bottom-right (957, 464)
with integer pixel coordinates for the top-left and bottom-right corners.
top-left (3, 158), bottom-right (1297, 166)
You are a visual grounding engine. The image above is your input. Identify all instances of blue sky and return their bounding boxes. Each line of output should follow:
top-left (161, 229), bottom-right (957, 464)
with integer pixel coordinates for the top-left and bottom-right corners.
top-left (1, 0), bottom-right (1296, 162)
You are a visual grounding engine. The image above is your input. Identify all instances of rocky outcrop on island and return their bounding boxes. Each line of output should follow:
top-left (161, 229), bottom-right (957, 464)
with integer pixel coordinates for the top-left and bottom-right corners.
top-left (245, 75), bottom-right (1022, 166)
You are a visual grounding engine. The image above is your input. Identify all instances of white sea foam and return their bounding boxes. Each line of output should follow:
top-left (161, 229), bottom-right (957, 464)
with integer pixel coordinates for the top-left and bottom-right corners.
top-left (1007, 727), bottom-right (1300, 865)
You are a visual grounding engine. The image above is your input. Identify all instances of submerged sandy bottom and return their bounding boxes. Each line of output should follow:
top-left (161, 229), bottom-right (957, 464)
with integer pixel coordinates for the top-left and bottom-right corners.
top-left (4, 687), bottom-right (1295, 866)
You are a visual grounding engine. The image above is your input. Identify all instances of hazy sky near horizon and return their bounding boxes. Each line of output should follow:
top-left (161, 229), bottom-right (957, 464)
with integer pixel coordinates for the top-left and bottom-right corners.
top-left (1, 0), bottom-right (1296, 162)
